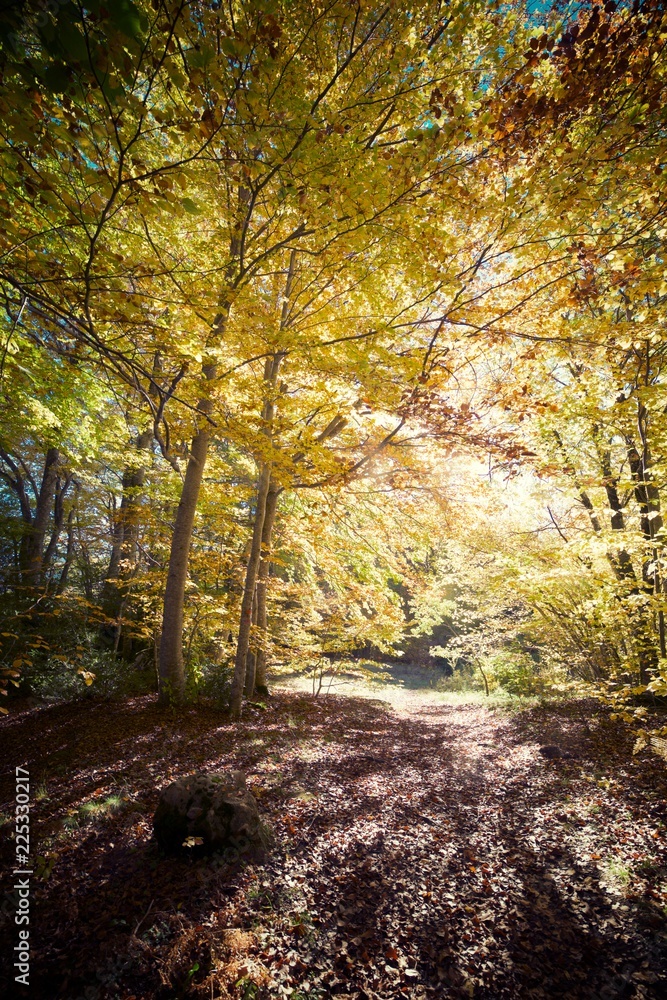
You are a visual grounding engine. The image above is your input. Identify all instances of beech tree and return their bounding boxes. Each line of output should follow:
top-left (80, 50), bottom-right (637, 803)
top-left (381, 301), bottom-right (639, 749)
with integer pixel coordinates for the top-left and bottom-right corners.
top-left (3, 0), bottom-right (667, 739)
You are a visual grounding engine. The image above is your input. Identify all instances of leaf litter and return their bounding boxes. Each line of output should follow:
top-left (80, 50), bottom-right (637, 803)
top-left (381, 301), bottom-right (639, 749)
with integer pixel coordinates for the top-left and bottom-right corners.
top-left (0, 693), bottom-right (666, 998)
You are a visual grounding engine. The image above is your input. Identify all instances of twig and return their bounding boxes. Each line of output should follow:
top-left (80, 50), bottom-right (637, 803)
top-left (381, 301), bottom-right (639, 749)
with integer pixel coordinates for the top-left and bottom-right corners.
top-left (133, 899), bottom-right (154, 938)
top-left (547, 506), bottom-right (569, 542)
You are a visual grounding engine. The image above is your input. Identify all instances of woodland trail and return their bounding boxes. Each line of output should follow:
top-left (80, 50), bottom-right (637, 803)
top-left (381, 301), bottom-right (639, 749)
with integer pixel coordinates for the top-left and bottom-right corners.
top-left (0, 692), bottom-right (666, 999)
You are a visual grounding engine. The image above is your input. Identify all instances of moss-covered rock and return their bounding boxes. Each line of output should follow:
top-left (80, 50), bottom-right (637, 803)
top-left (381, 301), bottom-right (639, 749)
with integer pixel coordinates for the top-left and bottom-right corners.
top-left (153, 771), bottom-right (260, 853)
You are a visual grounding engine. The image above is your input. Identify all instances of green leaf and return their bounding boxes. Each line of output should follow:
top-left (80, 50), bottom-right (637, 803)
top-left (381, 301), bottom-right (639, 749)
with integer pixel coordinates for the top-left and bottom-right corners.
top-left (182, 197), bottom-right (202, 215)
top-left (43, 62), bottom-right (71, 94)
top-left (57, 21), bottom-right (89, 63)
top-left (106, 0), bottom-right (144, 41)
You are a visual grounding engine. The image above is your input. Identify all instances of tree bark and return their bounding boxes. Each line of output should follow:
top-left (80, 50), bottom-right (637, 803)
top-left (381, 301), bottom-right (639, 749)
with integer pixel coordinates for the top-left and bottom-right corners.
top-left (42, 472), bottom-right (73, 583)
top-left (627, 419), bottom-right (662, 683)
top-left (157, 292), bottom-right (231, 704)
top-left (559, 426), bottom-right (657, 682)
top-left (553, 432), bottom-right (603, 532)
top-left (158, 419), bottom-right (212, 704)
top-left (254, 484), bottom-right (280, 696)
top-left (598, 447), bottom-right (636, 583)
top-left (21, 447), bottom-right (60, 589)
top-left (101, 429), bottom-right (152, 654)
top-left (56, 501), bottom-right (76, 595)
top-left (229, 460), bottom-right (272, 717)
top-left (229, 252), bottom-right (295, 717)
top-left (244, 593), bottom-right (259, 697)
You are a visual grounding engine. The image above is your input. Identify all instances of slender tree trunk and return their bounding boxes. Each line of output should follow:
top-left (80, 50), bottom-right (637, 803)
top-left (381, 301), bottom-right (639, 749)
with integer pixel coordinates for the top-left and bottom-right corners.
top-left (559, 427), bottom-right (656, 680)
top-left (553, 432), bottom-right (603, 532)
top-left (101, 430), bottom-right (151, 654)
top-left (243, 409), bottom-right (348, 700)
top-left (56, 502), bottom-right (76, 595)
top-left (155, 246), bottom-right (235, 705)
top-left (42, 473), bottom-right (73, 584)
top-left (21, 447), bottom-right (60, 588)
top-left (158, 420), bottom-right (212, 704)
top-left (230, 252), bottom-right (295, 717)
top-left (229, 461), bottom-right (272, 717)
top-left (103, 493), bottom-right (124, 605)
top-left (254, 484), bottom-right (280, 696)
top-left (627, 414), bottom-right (661, 684)
top-left (244, 599), bottom-right (258, 697)
top-left (598, 446), bottom-right (636, 583)
top-left (157, 237), bottom-right (236, 703)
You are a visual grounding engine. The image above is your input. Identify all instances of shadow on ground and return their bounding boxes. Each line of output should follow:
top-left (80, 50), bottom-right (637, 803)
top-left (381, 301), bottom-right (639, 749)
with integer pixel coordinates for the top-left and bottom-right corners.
top-left (0, 692), bottom-right (666, 999)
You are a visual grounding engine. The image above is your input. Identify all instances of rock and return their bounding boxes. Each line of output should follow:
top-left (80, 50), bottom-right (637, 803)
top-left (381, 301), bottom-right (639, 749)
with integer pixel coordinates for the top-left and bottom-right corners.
top-left (153, 771), bottom-right (260, 853)
top-left (538, 745), bottom-right (569, 759)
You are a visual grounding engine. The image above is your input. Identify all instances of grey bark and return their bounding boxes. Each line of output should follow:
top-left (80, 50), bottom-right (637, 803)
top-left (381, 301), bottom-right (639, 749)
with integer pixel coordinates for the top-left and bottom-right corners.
top-left (230, 252), bottom-right (295, 717)
top-left (101, 430), bottom-right (152, 649)
top-left (22, 447), bottom-right (60, 588)
top-left (157, 286), bottom-right (232, 704)
top-left (42, 472), bottom-right (73, 581)
top-left (254, 484), bottom-right (280, 696)
top-left (56, 501), bottom-right (76, 595)
top-left (244, 579), bottom-right (259, 698)
top-left (245, 408), bottom-right (347, 699)
top-left (229, 459), bottom-right (273, 718)
top-left (157, 188), bottom-right (244, 704)
top-left (598, 446), bottom-right (636, 583)
top-left (627, 409), bottom-right (662, 681)
top-left (158, 412), bottom-right (213, 704)
top-left (0, 447), bottom-right (62, 590)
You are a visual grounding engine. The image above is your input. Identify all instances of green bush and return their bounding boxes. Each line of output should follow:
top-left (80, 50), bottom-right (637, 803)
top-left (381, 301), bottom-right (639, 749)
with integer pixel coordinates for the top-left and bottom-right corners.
top-left (25, 646), bottom-right (156, 702)
top-left (435, 663), bottom-right (485, 693)
top-left (486, 648), bottom-right (552, 696)
top-left (186, 656), bottom-right (234, 707)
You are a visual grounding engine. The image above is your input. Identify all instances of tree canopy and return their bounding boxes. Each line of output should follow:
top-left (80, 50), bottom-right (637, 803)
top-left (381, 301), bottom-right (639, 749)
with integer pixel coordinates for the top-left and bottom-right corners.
top-left (1, 0), bottom-right (667, 748)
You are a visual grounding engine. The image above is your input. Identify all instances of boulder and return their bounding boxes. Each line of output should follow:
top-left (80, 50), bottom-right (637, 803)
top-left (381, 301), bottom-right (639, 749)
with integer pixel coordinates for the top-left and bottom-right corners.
top-left (153, 771), bottom-right (260, 854)
top-left (538, 745), bottom-right (571, 760)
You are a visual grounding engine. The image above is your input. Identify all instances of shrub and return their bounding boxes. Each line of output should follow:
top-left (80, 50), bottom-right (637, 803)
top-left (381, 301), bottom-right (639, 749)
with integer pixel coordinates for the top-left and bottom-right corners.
top-left (24, 646), bottom-right (156, 702)
top-left (186, 656), bottom-right (234, 707)
top-left (485, 648), bottom-right (561, 696)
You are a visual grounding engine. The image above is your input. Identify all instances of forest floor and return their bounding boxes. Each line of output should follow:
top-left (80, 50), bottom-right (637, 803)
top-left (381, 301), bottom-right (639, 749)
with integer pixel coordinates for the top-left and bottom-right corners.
top-left (1, 686), bottom-right (666, 1000)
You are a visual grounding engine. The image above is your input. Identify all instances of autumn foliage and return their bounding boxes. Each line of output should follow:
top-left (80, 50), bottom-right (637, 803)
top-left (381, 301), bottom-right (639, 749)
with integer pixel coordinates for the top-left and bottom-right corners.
top-left (0, 0), bottom-right (666, 735)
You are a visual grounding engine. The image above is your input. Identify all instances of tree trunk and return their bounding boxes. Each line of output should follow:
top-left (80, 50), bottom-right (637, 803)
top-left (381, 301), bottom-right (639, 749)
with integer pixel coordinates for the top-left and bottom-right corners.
top-left (598, 448), bottom-right (636, 584)
top-left (229, 252), bottom-right (295, 717)
top-left (101, 430), bottom-right (151, 654)
top-left (254, 484), bottom-right (280, 696)
top-left (76, 517), bottom-right (95, 602)
top-left (56, 501), bottom-right (76, 595)
top-left (42, 473), bottom-right (73, 584)
top-left (627, 418), bottom-right (661, 684)
top-left (158, 422), bottom-right (212, 705)
top-left (229, 461), bottom-right (272, 717)
top-left (21, 447), bottom-right (60, 589)
top-left (561, 426), bottom-right (656, 681)
top-left (103, 492), bottom-right (124, 607)
top-left (157, 247), bottom-right (235, 704)
top-left (553, 432), bottom-right (603, 532)
top-left (244, 599), bottom-right (258, 697)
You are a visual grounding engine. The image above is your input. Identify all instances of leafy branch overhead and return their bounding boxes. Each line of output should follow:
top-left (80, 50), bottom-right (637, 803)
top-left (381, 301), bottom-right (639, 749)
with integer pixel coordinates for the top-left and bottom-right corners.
top-left (0, 0), bottom-right (666, 735)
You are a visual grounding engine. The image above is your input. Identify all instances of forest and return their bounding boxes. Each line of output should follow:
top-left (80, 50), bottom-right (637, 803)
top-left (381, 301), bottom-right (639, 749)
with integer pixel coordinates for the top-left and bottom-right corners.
top-left (0, 0), bottom-right (667, 997)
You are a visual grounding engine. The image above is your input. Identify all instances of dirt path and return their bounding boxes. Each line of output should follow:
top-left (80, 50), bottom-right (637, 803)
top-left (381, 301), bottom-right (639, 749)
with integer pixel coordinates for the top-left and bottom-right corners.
top-left (0, 693), bottom-right (666, 998)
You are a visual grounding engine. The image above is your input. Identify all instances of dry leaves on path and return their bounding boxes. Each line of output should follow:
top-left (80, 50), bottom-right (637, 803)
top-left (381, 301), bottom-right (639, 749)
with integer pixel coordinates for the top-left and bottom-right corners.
top-left (0, 693), bottom-right (665, 999)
